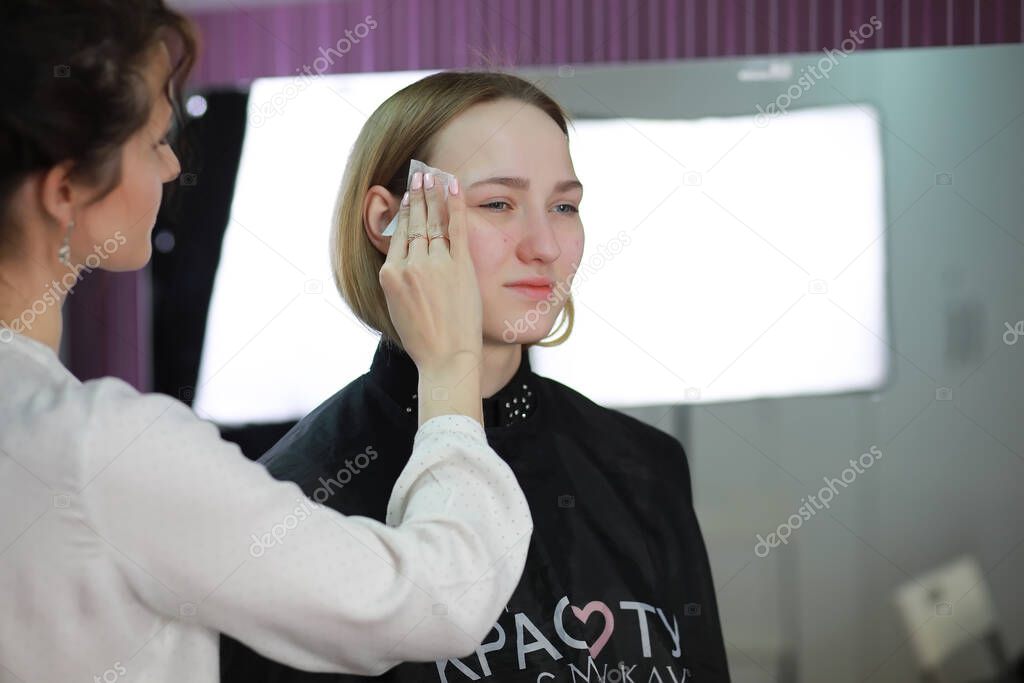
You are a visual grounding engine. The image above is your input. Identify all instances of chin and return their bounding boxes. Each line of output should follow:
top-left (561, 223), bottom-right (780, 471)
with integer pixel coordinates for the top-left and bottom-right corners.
top-left (490, 312), bottom-right (561, 345)
top-left (95, 247), bottom-right (152, 272)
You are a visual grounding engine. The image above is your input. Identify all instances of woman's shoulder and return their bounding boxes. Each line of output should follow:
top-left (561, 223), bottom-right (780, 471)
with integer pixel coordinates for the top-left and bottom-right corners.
top-left (257, 374), bottom-right (414, 512)
top-left (1, 352), bottom-right (199, 483)
top-left (0, 336), bottom-right (175, 428)
top-left (265, 375), bottom-right (376, 448)
top-left (258, 375), bottom-right (375, 465)
top-left (534, 374), bottom-right (688, 457)
top-left (532, 374), bottom-right (694, 497)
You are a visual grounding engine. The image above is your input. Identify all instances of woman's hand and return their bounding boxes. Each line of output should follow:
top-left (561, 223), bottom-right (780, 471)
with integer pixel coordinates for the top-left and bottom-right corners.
top-left (378, 171), bottom-right (484, 426)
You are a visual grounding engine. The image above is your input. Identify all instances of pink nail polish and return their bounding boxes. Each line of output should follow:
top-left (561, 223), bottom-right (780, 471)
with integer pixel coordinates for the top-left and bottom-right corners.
top-left (411, 172), bottom-right (422, 190)
top-left (449, 177), bottom-right (460, 195)
top-left (423, 172), bottom-right (434, 189)
top-left (401, 191), bottom-right (409, 206)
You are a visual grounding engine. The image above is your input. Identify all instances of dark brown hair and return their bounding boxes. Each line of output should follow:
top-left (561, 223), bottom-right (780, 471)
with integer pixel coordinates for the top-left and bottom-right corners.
top-left (0, 0), bottom-right (197, 236)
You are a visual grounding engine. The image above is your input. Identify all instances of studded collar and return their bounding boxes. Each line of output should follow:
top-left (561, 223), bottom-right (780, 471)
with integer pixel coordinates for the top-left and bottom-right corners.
top-left (368, 341), bottom-right (538, 429)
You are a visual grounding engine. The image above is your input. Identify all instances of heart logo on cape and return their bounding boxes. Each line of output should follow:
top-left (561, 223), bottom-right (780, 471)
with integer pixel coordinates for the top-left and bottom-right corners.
top-left (570, 601), bottom-right (615, 658)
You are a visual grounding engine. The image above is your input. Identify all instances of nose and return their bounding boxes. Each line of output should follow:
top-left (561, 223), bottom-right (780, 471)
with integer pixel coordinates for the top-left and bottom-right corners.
top-left (516, 208), bottom-right (562, 264)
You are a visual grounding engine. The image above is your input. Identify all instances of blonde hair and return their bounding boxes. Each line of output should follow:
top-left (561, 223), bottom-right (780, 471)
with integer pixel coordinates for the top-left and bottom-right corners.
top-left (330, 70), bottom-right (575, 349)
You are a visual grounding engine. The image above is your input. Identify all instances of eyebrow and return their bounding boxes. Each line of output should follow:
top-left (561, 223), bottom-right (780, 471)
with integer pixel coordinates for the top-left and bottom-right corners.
top-left (468, 176), bottom-right (583, 193)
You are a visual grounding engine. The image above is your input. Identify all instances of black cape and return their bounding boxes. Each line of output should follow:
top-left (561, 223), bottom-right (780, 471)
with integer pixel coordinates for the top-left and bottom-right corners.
top-left (222, 342), bottom-right (730, 683)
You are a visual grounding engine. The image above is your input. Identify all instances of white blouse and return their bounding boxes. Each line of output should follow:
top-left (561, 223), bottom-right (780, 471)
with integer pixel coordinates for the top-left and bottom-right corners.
top-left (0, 331), bottom-right (532, 683)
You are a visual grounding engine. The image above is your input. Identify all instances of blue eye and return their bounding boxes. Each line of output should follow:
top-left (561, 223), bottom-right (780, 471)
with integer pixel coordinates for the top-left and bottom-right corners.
top-left (554, 203), bottom-right (579, 214)
top-left (482, 201), bottom-right (511, 211)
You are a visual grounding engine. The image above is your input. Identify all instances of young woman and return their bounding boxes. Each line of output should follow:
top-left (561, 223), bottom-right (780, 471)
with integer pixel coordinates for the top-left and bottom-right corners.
top-left (0, 3), bottom-right (533, 681)
top-left (223, 72), bottom-right (731, 681)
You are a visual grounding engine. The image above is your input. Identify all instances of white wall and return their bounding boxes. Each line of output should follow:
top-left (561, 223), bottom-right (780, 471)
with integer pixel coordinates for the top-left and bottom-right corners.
top-left (533, 43), bottom-right (1024, 682)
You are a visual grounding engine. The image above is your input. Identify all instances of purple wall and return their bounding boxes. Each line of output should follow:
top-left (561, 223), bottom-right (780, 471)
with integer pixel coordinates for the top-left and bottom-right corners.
top-left (66, 270), bottom-right (151, 388)
top-left (187, 0), bottom-right (1024, 88)
top-left (70, 0), bottom-right (1024, 389)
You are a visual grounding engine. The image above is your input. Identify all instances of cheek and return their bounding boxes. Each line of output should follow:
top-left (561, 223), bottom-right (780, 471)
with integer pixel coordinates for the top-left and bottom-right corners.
top-left (98, 155), bottom-right (162, 264)
top-left (129, 153), bottom-right (165, 215)
top-left (561, 232), bottom-right (585, 278)
top-left (100, 149), bottom-right (161, 235)
top-left (110, 175), bottom-right (159, 251)
top-left (467, 223), bottom-right (513, 278)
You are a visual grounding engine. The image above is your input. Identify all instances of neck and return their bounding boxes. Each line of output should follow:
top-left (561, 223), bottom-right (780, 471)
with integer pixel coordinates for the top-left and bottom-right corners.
top-left (0, 246), bottom-right (72, 354)
top-left (480, 339), bottom-right (523, 398)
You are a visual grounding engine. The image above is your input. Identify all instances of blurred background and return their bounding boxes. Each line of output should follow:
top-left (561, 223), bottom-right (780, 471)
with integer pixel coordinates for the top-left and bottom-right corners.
top-left (60, 1), bottom-right (1023, 681)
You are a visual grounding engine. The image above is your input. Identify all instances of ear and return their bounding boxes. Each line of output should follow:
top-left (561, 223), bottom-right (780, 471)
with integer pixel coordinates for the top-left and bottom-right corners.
top-left (363, 184), bottom-right (400, 256)
top-left (37, 160), bottom-right (78, 230)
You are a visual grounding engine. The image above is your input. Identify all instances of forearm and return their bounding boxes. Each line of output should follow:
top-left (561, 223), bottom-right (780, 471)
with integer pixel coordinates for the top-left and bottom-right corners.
top-left (91, 388), bottom-right (530, 674)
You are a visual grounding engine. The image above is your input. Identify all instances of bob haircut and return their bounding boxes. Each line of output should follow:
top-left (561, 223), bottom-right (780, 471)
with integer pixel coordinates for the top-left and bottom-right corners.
top-left (331, 70), bottom-right (576, 349)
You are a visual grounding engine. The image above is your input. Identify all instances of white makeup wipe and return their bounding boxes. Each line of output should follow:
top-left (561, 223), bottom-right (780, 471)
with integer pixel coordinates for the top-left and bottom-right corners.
top-left (381, 159), bottom-right (458, 237)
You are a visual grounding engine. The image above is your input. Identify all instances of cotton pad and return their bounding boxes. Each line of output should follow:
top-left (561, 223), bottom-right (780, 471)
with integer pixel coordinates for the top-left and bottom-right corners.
top-left (382, 159), bottom-right (458, 237)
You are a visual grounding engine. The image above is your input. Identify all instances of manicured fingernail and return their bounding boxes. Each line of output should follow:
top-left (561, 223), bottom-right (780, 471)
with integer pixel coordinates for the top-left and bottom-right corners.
top-left (401, 191), bottom-right (409, 206)
top-left (423, 172), bottom-right (434, 189)
top-left (449, 176), bottom-right (459, 195)
top-left (411, 172), bottom-right (422, 190)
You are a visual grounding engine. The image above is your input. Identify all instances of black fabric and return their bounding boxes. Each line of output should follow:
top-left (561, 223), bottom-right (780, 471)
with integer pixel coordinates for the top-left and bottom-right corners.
top-left (221, 341), bottom-right (730, 682)
top-left (151, 90), bottom-right (249, 408)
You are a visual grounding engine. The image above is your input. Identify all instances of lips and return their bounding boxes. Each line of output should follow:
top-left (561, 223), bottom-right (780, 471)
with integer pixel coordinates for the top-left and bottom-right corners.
top-left (504, 278), bottom-right (555, 301)
top-left (505, 277), bottom-right (554, 288)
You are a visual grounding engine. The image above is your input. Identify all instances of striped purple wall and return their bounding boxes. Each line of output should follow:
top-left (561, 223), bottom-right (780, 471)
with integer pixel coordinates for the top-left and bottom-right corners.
top-left (66, 270), bottom-right (151, 388)
top-left (187, 0), bottom-right (1024, 87)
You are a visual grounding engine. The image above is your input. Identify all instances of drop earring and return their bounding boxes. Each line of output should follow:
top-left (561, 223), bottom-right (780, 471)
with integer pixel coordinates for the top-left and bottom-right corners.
top-left (58, 219), bottom-right (73, 266)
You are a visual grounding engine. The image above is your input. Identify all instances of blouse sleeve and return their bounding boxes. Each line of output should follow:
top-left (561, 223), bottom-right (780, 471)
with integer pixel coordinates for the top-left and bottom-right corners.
top-left (79, 378), bottom-right (532, 674)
